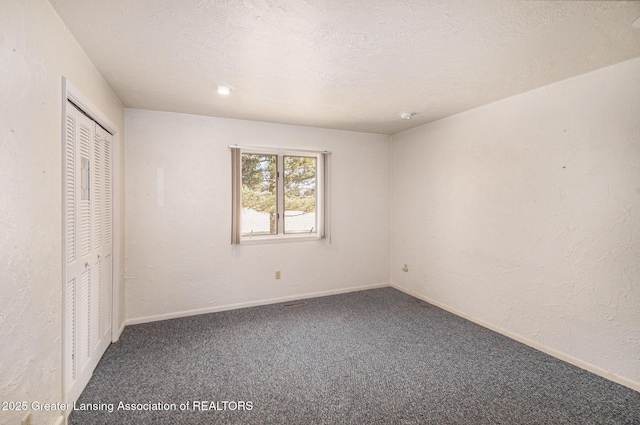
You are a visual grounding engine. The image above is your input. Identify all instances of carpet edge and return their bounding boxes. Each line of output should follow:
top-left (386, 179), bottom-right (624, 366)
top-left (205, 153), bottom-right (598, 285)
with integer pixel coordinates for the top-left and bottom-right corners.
top-left (124, 282), bottom-right (391, 327)
top-left (389, 282), bottom-right (640, 394)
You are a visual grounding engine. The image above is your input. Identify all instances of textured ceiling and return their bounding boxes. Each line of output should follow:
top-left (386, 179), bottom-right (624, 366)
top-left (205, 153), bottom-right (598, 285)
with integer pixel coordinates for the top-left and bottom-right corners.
top-left (50, 0), bottom-right (640, 135)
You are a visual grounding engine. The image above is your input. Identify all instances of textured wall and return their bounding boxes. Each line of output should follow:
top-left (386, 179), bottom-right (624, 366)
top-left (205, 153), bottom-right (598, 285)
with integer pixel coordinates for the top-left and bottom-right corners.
top-left (0, 1), bottom-right (124, 424)
top-left (391, 57), bottom-right (640, 389)
top-left (125, 110), bottom-right (390, 322)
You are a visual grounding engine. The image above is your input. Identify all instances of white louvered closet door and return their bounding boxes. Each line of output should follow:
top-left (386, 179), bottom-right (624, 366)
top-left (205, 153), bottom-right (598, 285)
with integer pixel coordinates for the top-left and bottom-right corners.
top-left (93, 124), bottom-right (113, 358)
top-left (64, 101), bottom-right (113, 405)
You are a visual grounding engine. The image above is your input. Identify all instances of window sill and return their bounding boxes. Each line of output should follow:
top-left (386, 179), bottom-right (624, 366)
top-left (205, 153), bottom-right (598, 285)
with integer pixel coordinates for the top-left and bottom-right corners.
top-left (240, 234), bottom-right (320, 245)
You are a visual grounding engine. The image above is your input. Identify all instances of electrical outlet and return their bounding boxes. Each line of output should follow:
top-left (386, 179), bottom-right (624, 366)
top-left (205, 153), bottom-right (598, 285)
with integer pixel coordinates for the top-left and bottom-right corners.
top-left (275, 271), bottom-right (281, 279)
top-left (21, 411), bottom-right (32, 425)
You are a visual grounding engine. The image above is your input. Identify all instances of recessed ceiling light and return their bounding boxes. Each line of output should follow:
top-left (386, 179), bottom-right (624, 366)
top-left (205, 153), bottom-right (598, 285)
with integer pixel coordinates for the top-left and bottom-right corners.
top-left (217, 85), bottom-right (232, 95)
top-left (633, 17), bottom-right (640, 29)
top-left (400, 112), bottom-right (415, 120)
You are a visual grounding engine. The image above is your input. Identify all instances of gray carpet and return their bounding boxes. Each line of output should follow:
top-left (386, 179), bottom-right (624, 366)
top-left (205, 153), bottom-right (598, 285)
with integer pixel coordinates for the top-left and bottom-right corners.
top-left (70, 287), bottom-right (640, 424)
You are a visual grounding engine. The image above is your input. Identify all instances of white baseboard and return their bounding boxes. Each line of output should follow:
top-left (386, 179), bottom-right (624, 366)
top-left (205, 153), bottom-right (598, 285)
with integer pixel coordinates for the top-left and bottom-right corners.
top-left (114, 319), bottom-right (126, 342)
top-left (390, 283), bottom-right (640, 393)
top-left (124, 283), bottom-right (390, 327)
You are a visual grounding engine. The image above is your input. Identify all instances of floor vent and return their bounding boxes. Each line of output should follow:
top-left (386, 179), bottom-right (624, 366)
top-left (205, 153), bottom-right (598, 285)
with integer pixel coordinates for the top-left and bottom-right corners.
top-left (282, 301), bottom-right (306, 308)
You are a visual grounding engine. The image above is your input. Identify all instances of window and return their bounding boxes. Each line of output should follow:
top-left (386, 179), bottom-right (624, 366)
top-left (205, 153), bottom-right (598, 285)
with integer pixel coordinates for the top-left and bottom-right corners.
top-left (241, 153), bottom-right (278, 236)
top-left (283, 156), bottom-right (316, 234)
top-left (231, 146), bottom-right (330, 244)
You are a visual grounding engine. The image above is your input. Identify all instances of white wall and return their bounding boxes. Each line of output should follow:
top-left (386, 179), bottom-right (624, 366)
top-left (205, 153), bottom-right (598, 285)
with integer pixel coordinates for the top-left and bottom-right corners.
top-left (0, 1), bottom-right (124, 424)
top-left (125, 110), bottom-right (390, 322)
top-left (391, 57), bottom-right (640, 390)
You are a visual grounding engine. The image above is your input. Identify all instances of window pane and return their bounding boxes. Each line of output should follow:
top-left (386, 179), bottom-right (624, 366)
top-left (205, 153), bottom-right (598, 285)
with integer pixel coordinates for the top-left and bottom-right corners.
top-left (242, 154), bottom-right (277, 236)
top-left (284, 156), bottom-right (316, 234)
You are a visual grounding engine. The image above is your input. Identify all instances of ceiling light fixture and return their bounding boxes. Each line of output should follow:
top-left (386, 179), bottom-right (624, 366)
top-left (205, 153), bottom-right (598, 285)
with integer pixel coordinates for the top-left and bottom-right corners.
top-left (217, 85), bottom-right (232, 95)
top-left (400, 112), bottom-right (415, 120)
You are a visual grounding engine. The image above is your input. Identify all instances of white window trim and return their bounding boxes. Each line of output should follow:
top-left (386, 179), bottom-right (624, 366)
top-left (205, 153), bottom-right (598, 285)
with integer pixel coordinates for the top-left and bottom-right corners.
top-left (230, 145), bottom-right (331, 245)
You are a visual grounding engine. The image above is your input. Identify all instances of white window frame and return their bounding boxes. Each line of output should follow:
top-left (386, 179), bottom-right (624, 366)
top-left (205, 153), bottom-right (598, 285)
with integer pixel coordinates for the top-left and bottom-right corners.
top-left (231, 145), bottom-right (331, 245)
